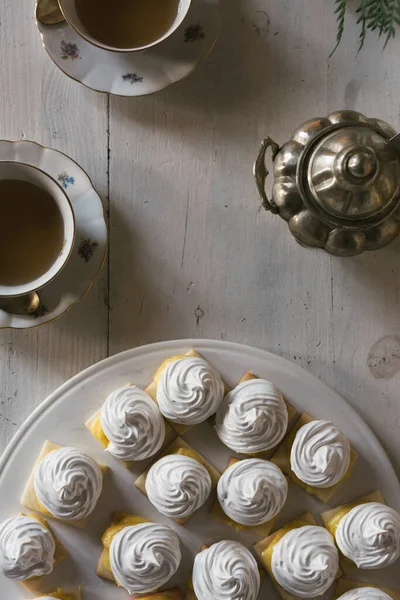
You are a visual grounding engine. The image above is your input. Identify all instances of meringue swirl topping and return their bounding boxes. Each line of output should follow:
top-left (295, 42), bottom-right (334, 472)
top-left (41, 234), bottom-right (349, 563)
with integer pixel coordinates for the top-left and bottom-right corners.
top-left (156, 357), bottom-right (224, 425)
top-left (145, 454), bottom-right (212, 519)
top-left (271, 525), bottom-right (339, 598)
top-left (215, 378), bottom-right (288, 454)
top-left (337, 588), bottom-right (393, 600)
top-left (101, 385), bottom-right (165, 461)
top-left (34, 447), bottom-right (103, 521)
top-left (109, 522), bottom-right (181, 595)
top-left (336, 502), bottom-right (400, 569)
top-left (193, 540), bottom-right (260, 600)
top-left (217, 458), bottom-right (288, 526)
top-left (290, 420), bottom-right (351, 488)
top-left (0, 515), bottom-right (55, 580)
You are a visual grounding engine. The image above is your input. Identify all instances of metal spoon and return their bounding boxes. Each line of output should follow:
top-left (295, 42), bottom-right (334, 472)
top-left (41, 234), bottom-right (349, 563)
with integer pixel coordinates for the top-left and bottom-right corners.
top-left (0, 292), bottom-right (41, 316)
top-left (36, 0), bottom-right (65, 25)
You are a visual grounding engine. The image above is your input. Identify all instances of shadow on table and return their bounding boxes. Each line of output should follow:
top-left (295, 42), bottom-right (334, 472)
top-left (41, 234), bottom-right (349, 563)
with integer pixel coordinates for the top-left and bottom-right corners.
top-left (109, 0), bottom-right (307, 137)
top-left (107, 200), bottom-right (192, 350)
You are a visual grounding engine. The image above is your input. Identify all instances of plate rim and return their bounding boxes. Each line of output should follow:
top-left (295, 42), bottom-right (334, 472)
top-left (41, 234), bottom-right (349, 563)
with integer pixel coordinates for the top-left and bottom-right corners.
top-left (1, 338), bottom-right (399, 498)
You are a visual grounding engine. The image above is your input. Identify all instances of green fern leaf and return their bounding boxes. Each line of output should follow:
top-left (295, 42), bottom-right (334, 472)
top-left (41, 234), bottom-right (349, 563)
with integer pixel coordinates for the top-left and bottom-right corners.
top-left (333, 0), bottom-right (400, 53)
top-left (330, 0), bottom-right (347, 57)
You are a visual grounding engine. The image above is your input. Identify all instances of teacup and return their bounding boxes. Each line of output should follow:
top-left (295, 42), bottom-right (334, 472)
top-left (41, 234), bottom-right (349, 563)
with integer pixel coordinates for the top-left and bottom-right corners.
top-left (0, 162), bottom-right (75, 299)
top-left (58, 0), bottom-right (192, 53)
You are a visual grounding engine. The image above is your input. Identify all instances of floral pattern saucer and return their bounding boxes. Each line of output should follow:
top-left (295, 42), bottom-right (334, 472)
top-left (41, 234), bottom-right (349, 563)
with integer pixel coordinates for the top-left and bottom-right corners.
top-left (0, 140), bottom-right (107, 329)
top-left (36, 0), bottom-right (220, 96)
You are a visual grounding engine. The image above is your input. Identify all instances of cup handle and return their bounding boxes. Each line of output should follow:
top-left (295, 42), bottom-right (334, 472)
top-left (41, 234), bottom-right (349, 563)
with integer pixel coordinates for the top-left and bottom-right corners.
top-left (253, 137), bottom-right (280, 213)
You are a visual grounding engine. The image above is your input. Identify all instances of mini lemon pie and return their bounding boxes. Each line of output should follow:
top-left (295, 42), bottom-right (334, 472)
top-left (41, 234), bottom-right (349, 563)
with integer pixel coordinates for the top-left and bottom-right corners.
top-left (145, 454), bottom-right (212, 521)
top-left (34, 589), bottom-right (81, 600)
top-left (145, 349), bottom-right (225, 434)
top-left (212, 457), bottom-right (288, 537)
top-left (0, 514), bottom-right (67, 592)
top-left (86, 384), bottom-right (168, 464)
top-left (135, 437), bottom-right (220, 525)
top-left (21, 441), bottom-right (106, 528)
top-left (254, 513), bottom-right (340, 600)
top-left (271, 414), bottom-right (358, 502)
top-left (97, 512), bottom-right (181, 596)
top-left (335, 579), bottom-right (400, 600)
top-left (215, 372), bottom-right (295, 456)
top-left (192, 540), bottom-right (260, 600)
top-left (322, 491), bottom-right (400, 570)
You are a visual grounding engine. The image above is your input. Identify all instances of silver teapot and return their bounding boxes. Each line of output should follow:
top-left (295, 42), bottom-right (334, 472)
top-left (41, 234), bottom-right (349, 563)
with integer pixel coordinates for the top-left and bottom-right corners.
top-left (254, 110), bottom-right (400, 256)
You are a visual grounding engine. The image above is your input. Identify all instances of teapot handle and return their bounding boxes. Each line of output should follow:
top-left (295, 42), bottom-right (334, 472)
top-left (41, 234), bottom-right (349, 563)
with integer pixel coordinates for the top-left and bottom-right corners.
top-left (253, 137), bottom-right (280, 213)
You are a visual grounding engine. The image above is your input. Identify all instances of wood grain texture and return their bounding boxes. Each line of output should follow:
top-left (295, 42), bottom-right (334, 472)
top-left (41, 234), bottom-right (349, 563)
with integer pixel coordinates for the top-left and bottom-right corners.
top-left (1, 0), bottom-right (400, 480)
top-left (0, 0), bottom-right (108, 452)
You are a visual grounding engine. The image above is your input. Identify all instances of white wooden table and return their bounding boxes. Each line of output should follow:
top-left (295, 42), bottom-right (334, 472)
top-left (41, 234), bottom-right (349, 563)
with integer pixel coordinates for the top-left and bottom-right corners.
top-left (1, 0), bottom-right (399, 477)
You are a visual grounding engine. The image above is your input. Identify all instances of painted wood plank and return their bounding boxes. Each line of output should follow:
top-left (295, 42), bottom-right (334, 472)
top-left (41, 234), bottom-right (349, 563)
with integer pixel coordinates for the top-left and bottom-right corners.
top-left (0, 0), bottom-right (109, 453)
top-left (0, 0), bottom-right (399, 482)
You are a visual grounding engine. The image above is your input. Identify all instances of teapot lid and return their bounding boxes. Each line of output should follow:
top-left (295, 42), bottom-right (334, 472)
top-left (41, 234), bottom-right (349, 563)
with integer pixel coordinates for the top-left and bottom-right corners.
top-left (302, 124), bottom-right (400, 230)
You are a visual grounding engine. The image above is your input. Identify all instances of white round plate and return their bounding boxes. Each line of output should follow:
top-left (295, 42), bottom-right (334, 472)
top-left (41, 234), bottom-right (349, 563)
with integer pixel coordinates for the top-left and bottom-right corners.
top-left (0, 340), bottom-right (399, 598)
top-left (36, 0), bottom-right (220, 97)
top-left (0, 140), bottom-right (107, 329)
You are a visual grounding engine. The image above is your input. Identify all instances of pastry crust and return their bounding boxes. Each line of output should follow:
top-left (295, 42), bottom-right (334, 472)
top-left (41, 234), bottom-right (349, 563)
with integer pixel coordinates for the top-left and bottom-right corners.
top-left (210, 457), bottom-right (281, 537)
top-left (271, 413), bottom-right (358, 503)
top-left (335, 579), bottom-right (400, 600)
top-left (18, 513), bottom-right (67, 593)
top-left (34, 588), bottom-right (81, 600)
top-left (134, 437), bottom-right (220, 525)
top-left (21, 441), bottom-right (107, 528)
top-left (321, 490), bottom-right (385, 574)
top-left (145, 349), bottom-right (227, 435)
top-left (85, 389), bottom-right (175, 467)
top-left (254, 512), bottom-right (341, 600)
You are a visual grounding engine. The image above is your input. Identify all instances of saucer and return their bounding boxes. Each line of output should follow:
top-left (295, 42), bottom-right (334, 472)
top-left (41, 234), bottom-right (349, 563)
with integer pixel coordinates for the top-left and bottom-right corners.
top-left (36, 0), bottom-right (220, 97)
top-left (0, 140), bottom-right (107, 329)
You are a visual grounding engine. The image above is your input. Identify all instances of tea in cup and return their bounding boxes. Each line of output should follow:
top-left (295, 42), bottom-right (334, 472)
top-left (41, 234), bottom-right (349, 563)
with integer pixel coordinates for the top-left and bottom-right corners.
top-left (0, 162), bottom-right (75, 299)
top-left (58, 0), bottom-right (192, 52)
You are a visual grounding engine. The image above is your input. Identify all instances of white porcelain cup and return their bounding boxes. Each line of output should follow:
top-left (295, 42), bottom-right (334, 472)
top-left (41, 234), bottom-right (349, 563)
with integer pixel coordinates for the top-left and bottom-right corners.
top-left (58, 0), bottom-right (192, 53)
top-left (0, 162), bottom-right (75, 298)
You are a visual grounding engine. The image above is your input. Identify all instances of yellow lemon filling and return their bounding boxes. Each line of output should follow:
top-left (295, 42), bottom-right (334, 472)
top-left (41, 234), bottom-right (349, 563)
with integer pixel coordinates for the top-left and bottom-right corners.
top-left (37, 590), bottom-right (77, 600)
top-left (86, 412), bottom-right (109, 448)
top-left (325, 500), bottom-right (365, 538)
top-left (141, 593), bottom-right (181, 600)
top-left (154, 355), bottom-right (188, 382)
top-left (101, 514), bottom-right (150, 572)
top-left (261, 518), bottom-right (312, 575)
